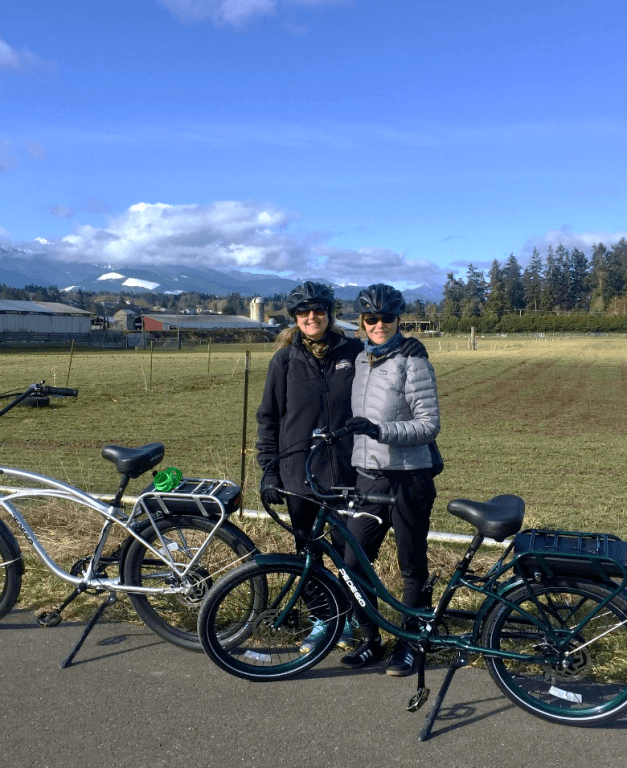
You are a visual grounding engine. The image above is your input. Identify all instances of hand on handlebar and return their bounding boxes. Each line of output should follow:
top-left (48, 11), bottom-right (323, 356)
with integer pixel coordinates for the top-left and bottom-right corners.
top-left (345, 417), bottom-right (381, 441)
top-left (261, 472), bottom-right (285, 506)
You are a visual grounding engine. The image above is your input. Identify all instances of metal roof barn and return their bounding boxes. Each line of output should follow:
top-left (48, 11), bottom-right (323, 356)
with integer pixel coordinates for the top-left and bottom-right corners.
top-left (142, 314), bottom-right (276, 331)
top-left (0, 301), bottom-right (92, 335)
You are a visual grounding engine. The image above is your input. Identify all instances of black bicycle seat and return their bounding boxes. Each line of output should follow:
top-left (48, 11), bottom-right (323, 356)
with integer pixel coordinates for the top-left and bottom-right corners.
top-left (447, 495), bottom-right (525, 541)
top-left (101, 443), bottom-right (165, 478)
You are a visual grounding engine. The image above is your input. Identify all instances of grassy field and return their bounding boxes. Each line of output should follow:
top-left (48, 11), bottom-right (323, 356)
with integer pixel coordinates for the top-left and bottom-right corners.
top-left (1, 335), bottom-right (627, 621)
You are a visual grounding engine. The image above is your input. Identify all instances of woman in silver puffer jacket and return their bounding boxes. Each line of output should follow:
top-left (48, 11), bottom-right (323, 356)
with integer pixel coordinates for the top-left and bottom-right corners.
top-left (340, 283), bottom-right (440, 677)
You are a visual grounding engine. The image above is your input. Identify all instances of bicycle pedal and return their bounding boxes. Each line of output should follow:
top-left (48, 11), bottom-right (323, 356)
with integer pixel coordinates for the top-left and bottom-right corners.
top-left (37, 611), bottom-right (63, 628)
top-left (407, 687), bottom-right (430, 713)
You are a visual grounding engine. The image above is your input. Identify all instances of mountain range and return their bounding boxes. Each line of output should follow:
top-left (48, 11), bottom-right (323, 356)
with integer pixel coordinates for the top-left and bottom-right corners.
top-left (0, 246), bottom-right (443, 304)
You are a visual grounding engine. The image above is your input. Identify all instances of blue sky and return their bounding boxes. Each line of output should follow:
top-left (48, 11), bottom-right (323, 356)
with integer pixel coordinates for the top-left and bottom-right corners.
top-left (2, 0), bottom-right (627, 290)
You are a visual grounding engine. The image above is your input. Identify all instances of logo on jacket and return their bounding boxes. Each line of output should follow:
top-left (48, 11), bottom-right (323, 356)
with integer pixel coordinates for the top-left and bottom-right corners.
top-left (335, 359), bottom-right (353, 371)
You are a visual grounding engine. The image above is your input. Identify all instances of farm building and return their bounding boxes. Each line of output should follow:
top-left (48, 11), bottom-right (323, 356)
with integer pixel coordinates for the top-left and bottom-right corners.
top-left (0, 300), bottom-right (92, 345)
top-left (141, 311), bottom-right (281, 343)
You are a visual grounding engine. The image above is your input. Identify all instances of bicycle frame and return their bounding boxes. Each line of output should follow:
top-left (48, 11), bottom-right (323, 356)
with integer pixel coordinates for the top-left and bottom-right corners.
top-left (272, 500), bottom-right (627, 665)
top-left (0, 466), bottom-right (233, 596)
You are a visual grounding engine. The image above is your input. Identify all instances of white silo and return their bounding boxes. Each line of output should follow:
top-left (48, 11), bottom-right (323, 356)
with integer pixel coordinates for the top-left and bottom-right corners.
top-left (250, 296), bottom-right (265, 323)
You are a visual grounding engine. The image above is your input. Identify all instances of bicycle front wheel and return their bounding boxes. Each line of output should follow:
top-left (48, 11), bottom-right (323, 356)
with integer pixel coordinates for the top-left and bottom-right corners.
top-left (482, 578), bottom-right (627, 726)
top-left (123, 515), bottom-right (257, 651)
top-left (0, 525), bottom-right (21, 620)
top-left (198, 560), bottom-right (346, 681)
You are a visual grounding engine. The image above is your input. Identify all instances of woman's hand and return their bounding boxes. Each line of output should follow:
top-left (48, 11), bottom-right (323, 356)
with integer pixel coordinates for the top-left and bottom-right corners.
top-left (399, 337), bottom-right (428, 358)
top-left (345, 417), bottom-right (381, 440)
top-left (261, 473), bottom-right (285, 505)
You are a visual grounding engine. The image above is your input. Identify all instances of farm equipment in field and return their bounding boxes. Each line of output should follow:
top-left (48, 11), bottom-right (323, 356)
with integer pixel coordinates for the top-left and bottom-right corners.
top-left (0, 382), bottom-right (78, 415)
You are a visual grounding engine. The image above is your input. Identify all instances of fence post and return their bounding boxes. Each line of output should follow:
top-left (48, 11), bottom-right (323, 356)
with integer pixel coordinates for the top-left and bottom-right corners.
top-left (66, 340), bottom-right (75, 387)
top-left (239, 350), bottom-right (250, 517)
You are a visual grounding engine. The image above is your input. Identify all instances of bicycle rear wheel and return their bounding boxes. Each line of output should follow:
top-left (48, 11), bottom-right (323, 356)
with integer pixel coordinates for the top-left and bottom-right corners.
top-left (123, 515), bottom-right (258, 651)
top-left (198, 560), bottom-right (346, 681)
top-left (482, 578), bottom-right (627, 726)
top-left (0, 523), bottom-right (22, 620)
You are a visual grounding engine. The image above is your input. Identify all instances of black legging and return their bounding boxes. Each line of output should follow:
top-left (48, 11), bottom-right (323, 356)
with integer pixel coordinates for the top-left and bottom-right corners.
top-left (343, 468), bottom-right (436, 638)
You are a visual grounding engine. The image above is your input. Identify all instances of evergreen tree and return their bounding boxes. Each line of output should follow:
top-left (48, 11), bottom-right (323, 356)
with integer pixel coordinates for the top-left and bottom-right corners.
top-left (554, 244), bottom-right (571, 310)
top-left (569, 248), bottom-right (590, 310)
top-left (541, 246), bottom-right (559, 312)
top-left (502, 254), bottom-right (525, 311)
top-left (484, 259), bottom-right (506, 318)
top-left (440, 272), bottom-right (465, 331)
top-left (589, 242), bottom-right (610, 309)
top-left (522, 248), bottom-right (543, 312)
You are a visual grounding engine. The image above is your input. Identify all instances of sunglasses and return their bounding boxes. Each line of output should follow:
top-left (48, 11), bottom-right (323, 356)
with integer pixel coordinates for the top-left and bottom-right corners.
top-left (295, 305), bottom-right (327, 318)
top-left (363, 314), bottom-right (398, 326)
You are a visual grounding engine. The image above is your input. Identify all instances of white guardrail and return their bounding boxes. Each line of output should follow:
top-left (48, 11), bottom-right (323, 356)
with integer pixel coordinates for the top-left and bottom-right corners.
top-left (0, 486), bottom-right (510, 549)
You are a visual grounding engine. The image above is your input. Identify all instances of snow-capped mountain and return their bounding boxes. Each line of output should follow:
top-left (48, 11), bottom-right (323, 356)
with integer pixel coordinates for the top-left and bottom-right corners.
top-left (0, 246), bottom-right (443, 304)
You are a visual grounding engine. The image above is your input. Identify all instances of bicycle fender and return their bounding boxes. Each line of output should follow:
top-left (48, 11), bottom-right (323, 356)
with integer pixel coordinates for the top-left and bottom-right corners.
top-left (0, 517), bottom-right (24, 575)
top-left (252, 552), bottom-right (352, 612)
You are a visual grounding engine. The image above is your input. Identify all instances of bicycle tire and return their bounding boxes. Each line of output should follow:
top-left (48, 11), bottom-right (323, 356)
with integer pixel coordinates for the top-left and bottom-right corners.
top-left (0, 524), bottom-right (22, 620)
top-left (198, 560), bottom-right (346, 681)
top-left (482, 578), bottom-right (627, 726)
top-left (122, 515), bottom-right (258, 651)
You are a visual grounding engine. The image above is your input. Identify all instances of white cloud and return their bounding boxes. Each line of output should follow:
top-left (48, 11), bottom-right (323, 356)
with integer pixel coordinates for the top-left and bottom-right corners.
top-left (158, 0), bottom-right (346, 27)
top-left (45, 199), bottom-right (442, 289)
top-left (519, 225), bottom-right (627, 263)
top-left (312, 245), bottom-right (449, 289)
top-left (0, 37), bottom-right (56, 73)
top-left (58, 200), bottom-right (314, 273)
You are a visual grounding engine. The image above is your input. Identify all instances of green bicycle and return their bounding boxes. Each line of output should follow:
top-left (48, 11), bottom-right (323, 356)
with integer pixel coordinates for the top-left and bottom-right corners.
top-left (197, 427), bottom-right (627, 740)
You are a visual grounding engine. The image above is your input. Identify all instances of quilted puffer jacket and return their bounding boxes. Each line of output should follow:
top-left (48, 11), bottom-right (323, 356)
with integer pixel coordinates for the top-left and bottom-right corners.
top-left (351, 347), bottom-right (440, 471)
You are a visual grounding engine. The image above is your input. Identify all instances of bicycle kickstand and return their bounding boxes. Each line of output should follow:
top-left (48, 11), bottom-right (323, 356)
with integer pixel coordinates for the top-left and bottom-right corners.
top-left (417, 651), bottom-right (468, 742)
top-left (60, 592), bottom-right (118, 669)
top-left (407, 645), bottom-right (429, 714)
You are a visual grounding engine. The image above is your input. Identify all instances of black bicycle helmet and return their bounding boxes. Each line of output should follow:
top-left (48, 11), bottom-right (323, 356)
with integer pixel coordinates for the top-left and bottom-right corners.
top-left (354, 283), bottom-right (406, 315)
top-left (286, 281), bottom-right (335, 316)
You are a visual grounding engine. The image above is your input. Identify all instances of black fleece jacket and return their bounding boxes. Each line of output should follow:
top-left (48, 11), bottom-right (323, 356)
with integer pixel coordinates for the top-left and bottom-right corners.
top-left (256, 331), bottom-right (362, 495)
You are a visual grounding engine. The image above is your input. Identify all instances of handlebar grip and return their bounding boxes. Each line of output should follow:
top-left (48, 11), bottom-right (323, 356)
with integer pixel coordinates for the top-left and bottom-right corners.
top-left (361, 493), bottom-right (396, 506)
top-left (41, 387), bottom-right (79, 397)
top-left (327, 426), bottom-right (352, 442)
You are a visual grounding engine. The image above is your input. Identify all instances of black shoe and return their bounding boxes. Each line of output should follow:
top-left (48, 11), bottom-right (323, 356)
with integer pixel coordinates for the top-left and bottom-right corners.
top-left (340, 636), bottom-right (385, 669)
top-left (386, 640), bottom-right (416, 677)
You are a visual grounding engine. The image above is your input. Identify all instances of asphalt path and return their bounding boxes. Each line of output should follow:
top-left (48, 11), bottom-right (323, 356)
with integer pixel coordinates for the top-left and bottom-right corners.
top-left (1, 609), bottom-right (625, 768)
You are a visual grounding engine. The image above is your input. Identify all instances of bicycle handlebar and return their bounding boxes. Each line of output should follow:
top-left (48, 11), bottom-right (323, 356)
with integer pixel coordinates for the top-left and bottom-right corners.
top-left (38, 386), bottom-right (78, 397)
top-left (360, 492), bottom-right (396, 505)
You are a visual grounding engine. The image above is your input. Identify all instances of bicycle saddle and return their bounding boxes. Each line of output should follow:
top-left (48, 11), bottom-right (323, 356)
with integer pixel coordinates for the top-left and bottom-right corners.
top-left (101, 443), bottom-right (165, 478)
top-left (447, 494), bottom-right (525, 541)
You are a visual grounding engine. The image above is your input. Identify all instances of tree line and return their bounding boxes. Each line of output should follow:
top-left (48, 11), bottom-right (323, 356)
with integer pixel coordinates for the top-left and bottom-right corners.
top-left (441, 239), bottom-right (627, 333)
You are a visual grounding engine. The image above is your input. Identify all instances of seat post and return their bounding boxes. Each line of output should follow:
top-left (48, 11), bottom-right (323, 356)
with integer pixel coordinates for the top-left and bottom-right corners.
top-left (111, 473), bottom-right (131, 508)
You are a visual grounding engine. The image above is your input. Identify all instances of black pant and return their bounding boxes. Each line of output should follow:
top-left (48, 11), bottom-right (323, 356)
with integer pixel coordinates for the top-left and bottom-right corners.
top-left (286, 493), bottom-right (346, 556)
top-left (343, 469), bottom-right (436, 638)
top-left (286, 494), bottom-right (348, 621)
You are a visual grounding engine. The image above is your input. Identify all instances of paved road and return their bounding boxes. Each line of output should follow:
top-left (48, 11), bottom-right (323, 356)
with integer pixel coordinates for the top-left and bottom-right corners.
top-left (1, 609), bottom-right (625, 768)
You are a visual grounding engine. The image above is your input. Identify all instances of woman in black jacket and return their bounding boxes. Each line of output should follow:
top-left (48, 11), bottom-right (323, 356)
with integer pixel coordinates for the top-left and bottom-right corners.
top-left (256, 281), bottom-right (427, 653)
top-left (256, 281), bottom-right (361, 651)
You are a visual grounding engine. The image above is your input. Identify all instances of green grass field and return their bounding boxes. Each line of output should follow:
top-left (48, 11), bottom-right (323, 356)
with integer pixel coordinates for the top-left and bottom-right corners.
top-left (2, 335), bottom-right (627, 619)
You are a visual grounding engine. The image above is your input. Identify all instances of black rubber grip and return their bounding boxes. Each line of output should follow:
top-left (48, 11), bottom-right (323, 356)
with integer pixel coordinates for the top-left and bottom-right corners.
top-left (362, 493), bottom-right (396, 505)
top-left (42, 387), bottom-right (78, 397)
top-left (328, 426), bottom-right (352, 441)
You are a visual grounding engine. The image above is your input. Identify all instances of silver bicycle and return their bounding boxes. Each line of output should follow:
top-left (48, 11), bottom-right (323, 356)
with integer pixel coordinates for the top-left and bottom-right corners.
top-left (0, 382), bottom-right (259, 667)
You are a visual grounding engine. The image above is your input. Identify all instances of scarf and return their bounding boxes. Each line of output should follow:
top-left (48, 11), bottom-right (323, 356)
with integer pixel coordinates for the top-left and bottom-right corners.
top-left (301, 333), bottom-right (331, 360)
top-left (363, 330), bottom-right (403, 358)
